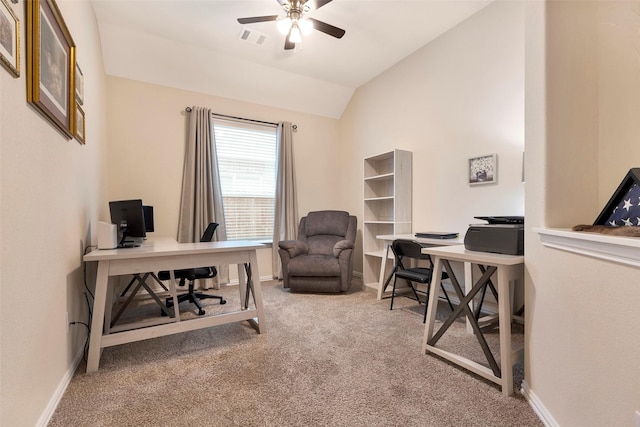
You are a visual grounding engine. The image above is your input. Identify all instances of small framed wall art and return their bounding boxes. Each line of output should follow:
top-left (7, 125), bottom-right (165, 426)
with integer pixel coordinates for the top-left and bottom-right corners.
top-left (75, 62), bottom-right (83, 105)
top-left (75, 103), bottom-right (85, 144)
top-left (26, 0), bottom-right (76, 138)
top-left (468, 154), bottom-right (497, 185)
top-left (0, 0), bottom-right (20, 77)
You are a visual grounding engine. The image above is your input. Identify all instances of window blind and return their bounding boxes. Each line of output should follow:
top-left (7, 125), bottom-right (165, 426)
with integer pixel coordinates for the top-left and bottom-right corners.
top-left (213, 118), bottom-right (277, 241)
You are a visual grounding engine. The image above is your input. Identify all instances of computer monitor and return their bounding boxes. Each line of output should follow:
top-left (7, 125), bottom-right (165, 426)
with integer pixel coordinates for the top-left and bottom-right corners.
top-left (109, 199), bottom-right (147, 247)
top-left (142, 205), bottom-right (154, 233)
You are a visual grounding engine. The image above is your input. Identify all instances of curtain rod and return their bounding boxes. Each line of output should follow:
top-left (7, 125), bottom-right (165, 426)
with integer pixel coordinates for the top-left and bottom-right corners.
top-left (185, 107), bottom-right (297, 132)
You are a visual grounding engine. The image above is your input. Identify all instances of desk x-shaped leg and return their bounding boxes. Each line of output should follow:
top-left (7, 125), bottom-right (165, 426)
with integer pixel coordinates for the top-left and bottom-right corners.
top-left (111, 272), bottom-right (174, 327)
top-left (120, 272), bottom-right (168, 297)
top-left (381, 263), bottom-right (397, 295)
top-left (427, 260), bottom-right (501, 377)
top-left (243, 263), bottom-right (256, 309)
top-left (474, 265), bottom-right (499, 321)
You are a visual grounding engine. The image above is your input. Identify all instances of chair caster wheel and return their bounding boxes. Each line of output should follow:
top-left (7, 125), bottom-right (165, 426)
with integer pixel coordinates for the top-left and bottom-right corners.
top-left (198, 309), bottom-right (205, 316)
top-left (220, 299), bottom-right (227, 305)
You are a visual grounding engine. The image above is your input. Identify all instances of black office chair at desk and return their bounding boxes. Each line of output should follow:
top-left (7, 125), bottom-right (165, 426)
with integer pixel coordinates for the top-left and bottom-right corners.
top-left (158, 223), bottom-right (226, 316)
top-left (390, 239), bottom-right (455, 323)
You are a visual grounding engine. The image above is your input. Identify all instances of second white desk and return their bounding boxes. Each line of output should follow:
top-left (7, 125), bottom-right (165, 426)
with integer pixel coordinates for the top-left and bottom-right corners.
top-left (420, 245), bottom-right (524, 396)
top-left (375, 234), bottom-right (464, 300)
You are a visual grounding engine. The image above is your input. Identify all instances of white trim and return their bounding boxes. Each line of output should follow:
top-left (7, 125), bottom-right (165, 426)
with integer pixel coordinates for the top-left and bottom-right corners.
top-left (36, 346), bottom-right (84, 427)
top-left (521, 381), bottom-right (559, 427)
top-left (534, 227), bottom-right (640, 268)
top-left (223, 274), bottom-right (273, 286)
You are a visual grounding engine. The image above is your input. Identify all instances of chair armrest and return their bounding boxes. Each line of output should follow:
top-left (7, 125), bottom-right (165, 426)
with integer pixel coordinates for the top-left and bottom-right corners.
top-left (333, 240), bottom-right (354, 257)
top-left (278, 240), bottom-right (309, 258)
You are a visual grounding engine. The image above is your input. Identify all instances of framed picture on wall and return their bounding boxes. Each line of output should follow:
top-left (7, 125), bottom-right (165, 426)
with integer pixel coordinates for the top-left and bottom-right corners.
top-left (26, 0), bottom-right (76, 138)
top-left (0, 0), bottom-right (20, 77)
top-left (468, 154), bottom-right (497, 185)
top-left (75, 62), bottom-right (83, 105)
top-left (75, 103), bottom-right (85, 144)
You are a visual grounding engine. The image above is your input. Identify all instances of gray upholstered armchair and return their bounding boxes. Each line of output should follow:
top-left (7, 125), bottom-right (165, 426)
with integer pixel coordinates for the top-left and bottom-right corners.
top-left (278, 210), bottom-right (357, 293)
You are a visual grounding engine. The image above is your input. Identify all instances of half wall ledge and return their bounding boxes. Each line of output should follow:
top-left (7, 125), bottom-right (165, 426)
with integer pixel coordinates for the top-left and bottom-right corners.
top-left (534, 227), bottom-right (640, 268)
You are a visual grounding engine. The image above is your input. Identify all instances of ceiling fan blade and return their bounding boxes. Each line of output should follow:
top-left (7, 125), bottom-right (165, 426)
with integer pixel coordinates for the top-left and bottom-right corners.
top-left (237, 15), bottom-right (279, 24)
top-left (307, 0), bottom-right (333, 10)
top-left (308, 18), bottom-right (345, 39)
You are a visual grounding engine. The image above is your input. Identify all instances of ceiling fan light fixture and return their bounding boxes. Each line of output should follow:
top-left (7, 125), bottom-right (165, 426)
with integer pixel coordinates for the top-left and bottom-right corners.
top-left (277, 16), bottom-right (292, 35)
top-left (237, 0), bottom-right (345, 50)
top-left (289, 22), bottom-right (302, 43)
top-left (298, 17), bottom-right (313, 35)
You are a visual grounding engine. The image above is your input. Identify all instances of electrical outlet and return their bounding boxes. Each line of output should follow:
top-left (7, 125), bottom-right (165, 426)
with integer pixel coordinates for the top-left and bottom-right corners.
top-left (66, 312), bottom-right (70, 333)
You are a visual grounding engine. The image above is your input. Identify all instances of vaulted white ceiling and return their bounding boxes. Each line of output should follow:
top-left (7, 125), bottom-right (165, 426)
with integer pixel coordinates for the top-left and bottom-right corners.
top-left (91, 0), bottom-right (492, 118)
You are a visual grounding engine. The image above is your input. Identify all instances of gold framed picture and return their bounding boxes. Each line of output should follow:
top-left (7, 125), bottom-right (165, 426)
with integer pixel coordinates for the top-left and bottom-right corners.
top-left (26, 0), bottom-right (75, 138)
top-left (0, 0), bottom-right (19, 77)
top-left (75, 62), bottom-right (83, 105)
top-left (75, 103), bottom-right (85, 144)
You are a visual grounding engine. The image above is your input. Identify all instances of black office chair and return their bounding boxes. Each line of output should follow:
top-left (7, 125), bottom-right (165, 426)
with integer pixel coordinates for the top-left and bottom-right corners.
top-left (158, 223), bottom-right (226, 316)
top-left (390, 239), bottom-right (455, 323)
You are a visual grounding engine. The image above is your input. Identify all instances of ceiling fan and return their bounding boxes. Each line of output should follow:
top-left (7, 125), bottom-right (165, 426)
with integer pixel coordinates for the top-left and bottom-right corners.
top-left (237, 0), bottom-right (346, 50)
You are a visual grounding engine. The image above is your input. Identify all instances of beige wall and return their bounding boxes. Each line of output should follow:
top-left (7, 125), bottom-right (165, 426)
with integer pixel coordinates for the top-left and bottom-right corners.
top-left (0, 2), bottom-right (108, 425)
top-left (104, 76), bottom-right (343, 279)
top-left (340, 1), bottom-right (525, 272)
top-left (525, 2), bottom-right (640, 426)
top-left (544, 1), bottom-right (600, 227)
top-left (597, 2), bottom-right (640, 203)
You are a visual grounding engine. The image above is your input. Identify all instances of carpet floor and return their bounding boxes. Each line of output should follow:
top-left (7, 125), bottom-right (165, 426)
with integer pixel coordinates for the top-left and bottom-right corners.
top-left (49, 279), bottom-right (542, 426)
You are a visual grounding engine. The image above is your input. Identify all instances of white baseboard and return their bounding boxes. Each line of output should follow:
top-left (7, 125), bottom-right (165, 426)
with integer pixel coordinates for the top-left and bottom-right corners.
top-left (224, 274), bottom-right (274, 286)
top-left (521, 380), bottom-right (559, 427)
top-left (36, 346), bottom-right (84, 427)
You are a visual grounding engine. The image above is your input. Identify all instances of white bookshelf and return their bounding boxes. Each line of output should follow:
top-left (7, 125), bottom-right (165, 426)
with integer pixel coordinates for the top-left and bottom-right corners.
top-left (363, 149), bottom-right (412, 290)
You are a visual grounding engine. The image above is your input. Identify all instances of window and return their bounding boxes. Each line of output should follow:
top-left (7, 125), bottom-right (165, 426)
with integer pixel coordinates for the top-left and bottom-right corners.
top-left (213, 118), bottom-right (277, 241)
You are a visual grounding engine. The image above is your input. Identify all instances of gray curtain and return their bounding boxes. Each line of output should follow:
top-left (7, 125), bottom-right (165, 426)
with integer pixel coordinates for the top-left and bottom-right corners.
top-left (177, 106), bottom-right (229, 288)
top-left (272, 121), bottom-right (298, 279)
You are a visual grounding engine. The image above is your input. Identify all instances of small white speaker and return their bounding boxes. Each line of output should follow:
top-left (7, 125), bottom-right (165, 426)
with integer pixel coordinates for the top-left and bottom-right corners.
top-left (97, 221), bottom-right (117, 249)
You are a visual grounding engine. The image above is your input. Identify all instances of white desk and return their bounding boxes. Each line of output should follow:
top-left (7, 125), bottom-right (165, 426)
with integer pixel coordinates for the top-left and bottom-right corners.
top-left (420, 245), bottom-right (524, 396)
top-left (375, 234), bottom-right (464, 300)
top-left (83, 239), bottom-right (266, 373)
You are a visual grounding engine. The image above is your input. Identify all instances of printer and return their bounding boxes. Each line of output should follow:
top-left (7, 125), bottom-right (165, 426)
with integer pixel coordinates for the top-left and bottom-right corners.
top-left (464, 216), bottom-right (524, 255)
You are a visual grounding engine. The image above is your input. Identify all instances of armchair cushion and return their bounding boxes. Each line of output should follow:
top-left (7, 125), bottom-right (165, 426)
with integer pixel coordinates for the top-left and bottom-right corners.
top-left (288, 255), bottom-right (341, 277)
top-left (304, 210), bottom-right (349, 237)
